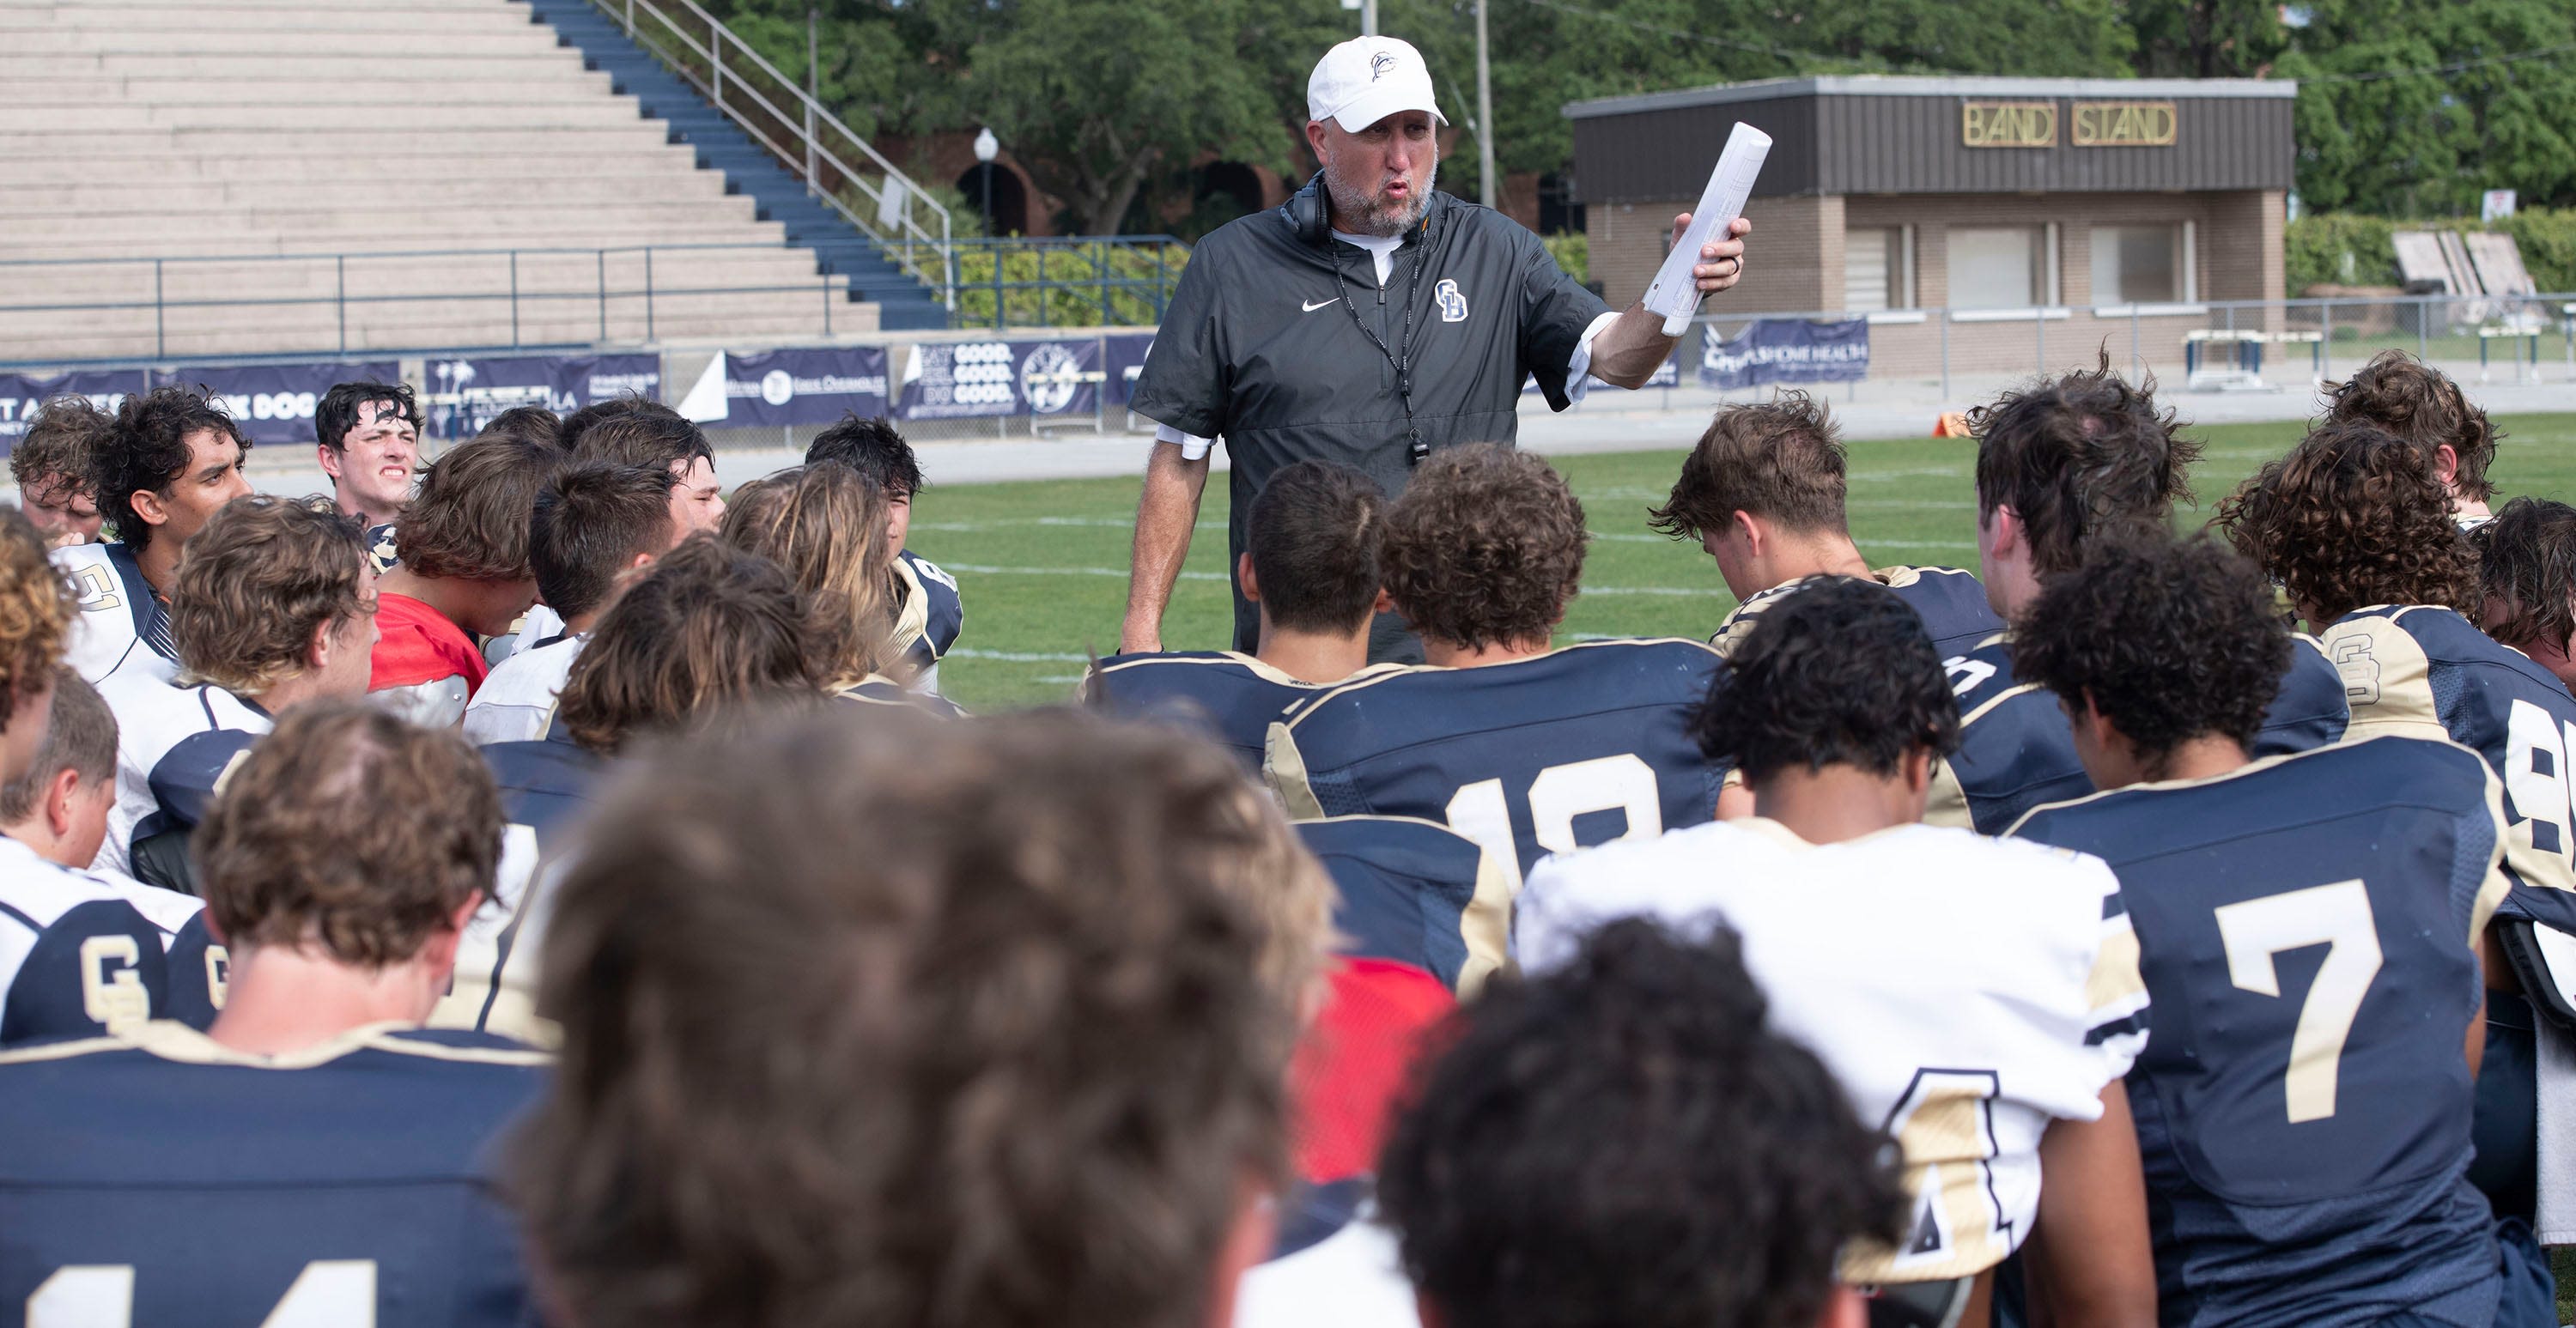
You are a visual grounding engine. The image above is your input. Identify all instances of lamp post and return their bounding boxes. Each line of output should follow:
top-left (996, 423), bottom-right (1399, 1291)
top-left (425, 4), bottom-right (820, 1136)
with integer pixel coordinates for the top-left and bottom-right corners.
top-left (973, 127), bottom-right (999, 238)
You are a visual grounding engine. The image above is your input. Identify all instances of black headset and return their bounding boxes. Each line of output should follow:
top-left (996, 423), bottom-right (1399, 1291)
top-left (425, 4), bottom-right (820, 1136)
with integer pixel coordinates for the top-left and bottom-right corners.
top-left (1286, 171), bottom-right (1332, 246)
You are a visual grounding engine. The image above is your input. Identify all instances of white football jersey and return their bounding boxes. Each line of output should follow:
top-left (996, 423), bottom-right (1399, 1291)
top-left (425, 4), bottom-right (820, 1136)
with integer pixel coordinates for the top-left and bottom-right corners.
top-left (52, 543), bottom-right (178, 691)
top-left (462, 635), bottom-right (586, 746)
top-left (93, 677), bottom-right (270, 879)
top-left (501, 603), bottom-right (567, 661)
top-left (1518, 818), bottom-right (2148, 1285)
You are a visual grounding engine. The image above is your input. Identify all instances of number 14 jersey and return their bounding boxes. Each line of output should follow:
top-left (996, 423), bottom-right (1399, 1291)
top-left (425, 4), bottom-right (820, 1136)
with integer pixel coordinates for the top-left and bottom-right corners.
top-left (2011, 736), bottom-right (2510, 1328)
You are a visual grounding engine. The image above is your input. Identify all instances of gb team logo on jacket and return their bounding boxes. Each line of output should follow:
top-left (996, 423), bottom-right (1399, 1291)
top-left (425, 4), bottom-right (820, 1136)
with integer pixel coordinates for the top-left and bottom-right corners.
top-left (1435, 279), bottom-right (1468, 323)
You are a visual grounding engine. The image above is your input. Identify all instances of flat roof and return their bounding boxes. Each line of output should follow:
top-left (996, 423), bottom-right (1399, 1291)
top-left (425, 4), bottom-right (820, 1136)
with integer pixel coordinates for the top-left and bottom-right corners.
top-left (1565, 74), bottom-right (2299, 120)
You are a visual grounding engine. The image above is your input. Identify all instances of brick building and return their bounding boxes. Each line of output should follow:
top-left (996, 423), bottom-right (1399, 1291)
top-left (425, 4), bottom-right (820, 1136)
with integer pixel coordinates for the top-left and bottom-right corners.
top-left (1567, 76), bottom-right (2294, 375)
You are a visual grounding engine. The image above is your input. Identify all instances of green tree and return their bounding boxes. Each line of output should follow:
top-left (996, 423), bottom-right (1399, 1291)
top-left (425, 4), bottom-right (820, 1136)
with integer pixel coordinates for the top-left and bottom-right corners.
top-left (2281, 0), bottom-right (2576, 215)
top-left (2123, 0), bottom-right (2286, 76)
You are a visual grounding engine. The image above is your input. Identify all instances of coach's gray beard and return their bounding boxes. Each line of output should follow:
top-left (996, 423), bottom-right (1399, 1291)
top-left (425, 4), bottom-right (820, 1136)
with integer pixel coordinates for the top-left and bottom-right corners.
top-left (1326, 154), bottom-right (1437, 237)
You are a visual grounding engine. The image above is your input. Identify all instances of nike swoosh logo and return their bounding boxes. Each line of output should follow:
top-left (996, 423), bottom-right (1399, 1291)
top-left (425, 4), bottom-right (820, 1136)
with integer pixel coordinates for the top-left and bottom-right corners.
top-left (1303, 297), bottom-right (1340, 312)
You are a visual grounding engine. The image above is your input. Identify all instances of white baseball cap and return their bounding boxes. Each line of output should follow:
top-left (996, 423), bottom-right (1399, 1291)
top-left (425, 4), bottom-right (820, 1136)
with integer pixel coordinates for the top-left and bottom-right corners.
top-left (1307, 36), bottom-right (1448, 132)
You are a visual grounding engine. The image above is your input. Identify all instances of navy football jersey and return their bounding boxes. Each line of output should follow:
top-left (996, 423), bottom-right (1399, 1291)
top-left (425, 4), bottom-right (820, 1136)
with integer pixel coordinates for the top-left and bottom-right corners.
top-left (2323, 604), bottom-right (2576, 938)
top-left (890, 549), bottom-right (964, 693)
top-left (0, 835), bottom-right (170, 1046)
top-left (1932, 630), bottom-right (2356, 834)
top-left (94, 676), bottom-right (271, 885)
top-left (81, 867), bottom-right (223, 1033)
top-left (1089, 652), bottom-right (1392, 773)
top-left (364, 520), bottom-right (400, 573)
top-left (429, 735), bottom-right (605, 1044)
top-left (1265, 639), bottom-right (1728, 907)
top-left (2012, 737), bottom-right (2511, 1328)
top-left (1294, 815), bottom-right (1499, 993)
top-left (0, 1022), bottom-right (544, 1327)
top-left (1713, 565), bottom-right (2002, 661)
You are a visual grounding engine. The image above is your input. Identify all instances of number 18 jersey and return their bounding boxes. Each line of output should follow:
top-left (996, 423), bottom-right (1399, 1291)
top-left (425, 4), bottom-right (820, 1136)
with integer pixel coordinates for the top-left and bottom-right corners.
top-left (1263, 638), bottom-right (1728, 924)
top-left (2011, 736), bottom-right (2509, 1328)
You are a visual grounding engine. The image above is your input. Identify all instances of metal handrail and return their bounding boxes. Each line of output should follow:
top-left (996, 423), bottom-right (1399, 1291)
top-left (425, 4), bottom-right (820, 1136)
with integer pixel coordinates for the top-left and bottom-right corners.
top-left (0, 242), bottom-right (869, 364)
top-left (944, 236), bottom-right (1191, 330)
top-left (594, 0), bottom-right (955, 309)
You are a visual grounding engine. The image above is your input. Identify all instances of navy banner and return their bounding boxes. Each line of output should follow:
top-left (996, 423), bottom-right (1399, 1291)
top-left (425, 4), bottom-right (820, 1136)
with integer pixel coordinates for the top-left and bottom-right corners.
top-left (898, 337), bottom-right (1105, 421)
top-left (0, 369), bottom-right (153, 448)
top-left (423, 354), bottom-right (661, 440)
top-left (149, 361), bottom-right (402, 447)
top-left (717, 347), bottom-right (890, 428)
top-left (1698, 318), bottom-right (1870, 391)
top-left (1103, 333), bottom-right (1154, 408)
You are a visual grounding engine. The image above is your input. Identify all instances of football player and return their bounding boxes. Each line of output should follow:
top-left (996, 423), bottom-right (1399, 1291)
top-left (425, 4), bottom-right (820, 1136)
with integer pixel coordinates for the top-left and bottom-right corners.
top-left (436, 535), bottom-right (818, 1043)
top-left (94, 496), bottom-right (376, 888)
top-left (721, 464), bottom-right (965, 718)
top-left (57, 385), bottom-right (253, 692)
top-left (1377, 919), bottom-right (1904, 1328)
top-left (1651, 391), bottom-right (1999, 659)
top-left (805, 412), bottom-right (966, 693)
top-left (513, 707), bottom-right (1307, 1328)
top-left (2008, 533), bottom-right (2554, 1327)
top-left (1944, 363), bottom-right (2346, 831)
top-left (368, 432), bottom-right (559, 725)
top-left (489, 398), bottom-right (726, 653)
top-left (1091, 459), bottom-right (1397, 773)
top-left (11, 394), bottom-right (109, 548)
top-left (0, 700), bottom-right (546, 1325)
top-left (313, 379), bottom-right (422, 531)
top-left (1519, 578), bottom-right (2157, 1328)
top-left (2470, 497), bottom-right (2576, 695)
top-left (462, 461), bottom-right (679, 744)
top-left (0, 506), bottom-right (177, 1046)
top-left (2321, 350), bottom-right (2498, 531)
top-left (1264, 445), bottom-right (1727, 982)
top-left (0, 671), bottom-right (221, 1028)
top-left (2221, 420), bottom-right (2576, 1238)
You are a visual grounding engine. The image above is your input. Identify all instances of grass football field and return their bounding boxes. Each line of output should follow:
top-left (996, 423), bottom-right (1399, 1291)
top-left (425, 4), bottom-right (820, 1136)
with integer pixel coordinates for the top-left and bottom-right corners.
top-left (911, 412), bottom-right (2576, 713)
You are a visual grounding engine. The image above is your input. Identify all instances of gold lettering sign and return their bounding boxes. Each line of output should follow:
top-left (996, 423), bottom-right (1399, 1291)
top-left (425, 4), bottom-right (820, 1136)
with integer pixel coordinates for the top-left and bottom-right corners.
top-left (1962, 101), bottom-right (2057, 149)
top-left (2073, 100), bottom-right (2178, 146)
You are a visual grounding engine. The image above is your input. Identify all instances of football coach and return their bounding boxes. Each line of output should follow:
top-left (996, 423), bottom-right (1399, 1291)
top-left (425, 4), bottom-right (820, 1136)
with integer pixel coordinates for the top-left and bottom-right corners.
top-left (1120, 34), bottom-right (1751, 660)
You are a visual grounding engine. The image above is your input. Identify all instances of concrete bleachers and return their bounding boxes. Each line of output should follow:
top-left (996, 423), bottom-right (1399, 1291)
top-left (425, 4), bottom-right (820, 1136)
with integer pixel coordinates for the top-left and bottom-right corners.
top-left (0, 0), bottom-right (895, 361)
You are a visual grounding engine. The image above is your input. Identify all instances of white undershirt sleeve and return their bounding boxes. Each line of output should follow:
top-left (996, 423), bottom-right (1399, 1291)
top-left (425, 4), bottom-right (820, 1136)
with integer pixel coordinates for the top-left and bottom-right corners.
top-left (1561, 309), bottom-right (1626, 403)
top-left (1151, 421), bottom-right (1216, 461)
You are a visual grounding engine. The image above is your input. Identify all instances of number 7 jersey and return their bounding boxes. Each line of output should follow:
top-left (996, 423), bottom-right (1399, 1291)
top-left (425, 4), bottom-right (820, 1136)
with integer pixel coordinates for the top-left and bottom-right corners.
top-left (2010, 736), bottom-right (2510, 1328)
top-left (1263, 638), bottom-right (1728, 977)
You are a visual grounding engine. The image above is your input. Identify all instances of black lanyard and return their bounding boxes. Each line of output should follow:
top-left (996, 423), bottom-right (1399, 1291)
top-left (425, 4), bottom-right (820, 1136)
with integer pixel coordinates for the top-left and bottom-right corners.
top-left (1328, 230), bottom-right (1431, 465)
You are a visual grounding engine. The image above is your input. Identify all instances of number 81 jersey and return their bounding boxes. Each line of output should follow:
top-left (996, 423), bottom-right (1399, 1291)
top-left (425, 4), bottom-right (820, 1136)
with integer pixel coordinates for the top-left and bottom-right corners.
top-left (1265, 639), bottom-right (1729, 981)
top-left (2010, 735), bottom-right (2509, 1328)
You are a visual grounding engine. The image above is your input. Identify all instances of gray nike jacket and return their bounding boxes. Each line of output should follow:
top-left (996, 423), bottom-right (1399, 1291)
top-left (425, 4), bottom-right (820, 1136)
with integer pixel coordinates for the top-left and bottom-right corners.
top-left (1130, 187), bottom-right (1611, 652)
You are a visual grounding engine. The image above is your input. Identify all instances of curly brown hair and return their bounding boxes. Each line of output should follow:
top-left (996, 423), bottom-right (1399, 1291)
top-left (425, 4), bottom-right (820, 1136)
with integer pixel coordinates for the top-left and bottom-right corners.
top-left (2472, 496), bottom-right (2576, 653)
top-left (10, 395), bottom-right (109, 499)
top-left (1382, 445), bottom-right (1587, 650)
top-left (555, 535), bottom-right (817, 755)
top-left (193, 698), bottom-right (501, 967)
top-left (171, 495), bottom-right (370, 695)
top-left (0, 508), bottom-right (75, 730)
top-left (2216, 419), bottom-right (2480, 624)
top-left (515, 706), bottom-right (1307, 1328)
top-left (719, 464), bottom-right (898, 688)
top-left (1649, 392), bottom-right (1847, 542)
top-left (2324, 351), bottom-right (2497, 503)
top-left (396, 433), bottom-right (562, 583)
top-left (1971, 358), bottom-right (2200, 577)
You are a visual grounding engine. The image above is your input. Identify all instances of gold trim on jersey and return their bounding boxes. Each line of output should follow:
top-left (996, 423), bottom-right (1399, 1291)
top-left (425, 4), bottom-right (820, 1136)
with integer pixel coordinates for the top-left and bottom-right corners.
top-left (2087, 925), bottom-right (2148, 1012)
top-left (1267, 719), bottom-right (1327, 822)
top-left (1271, 637), bottom-right (1727, 736)
top-left (0, 1019), bottom-right (550, 1070)
top-left (2320, 609), bottom-right (2445, 736)
top-left (888, 556), bottom-right (933, 663)
top-left (2005, 732), bottom-right (2519, 951)
top-left (1293, 814), bottom-right (1514, 995)
top-left (1922, 757), bottom-right (1973, 831)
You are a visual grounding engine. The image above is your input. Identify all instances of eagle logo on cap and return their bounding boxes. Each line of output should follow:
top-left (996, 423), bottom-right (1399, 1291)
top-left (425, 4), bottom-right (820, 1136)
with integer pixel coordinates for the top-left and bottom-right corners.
top-left (1370, 52), bottom-right (1398, 80)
